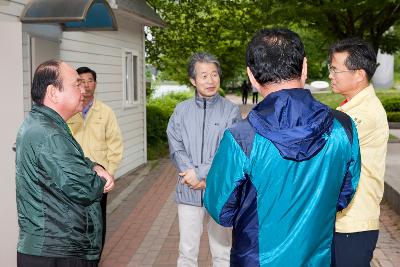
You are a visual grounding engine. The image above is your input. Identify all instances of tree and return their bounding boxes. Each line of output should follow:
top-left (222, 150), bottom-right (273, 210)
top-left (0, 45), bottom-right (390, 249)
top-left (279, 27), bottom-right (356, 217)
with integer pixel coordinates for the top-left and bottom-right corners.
top-left (146, 0), bottom-right (400, 82)
top-left (145, 0), bottom-right (267, 86)
top-left (268, 0), bottom-right (400, 54)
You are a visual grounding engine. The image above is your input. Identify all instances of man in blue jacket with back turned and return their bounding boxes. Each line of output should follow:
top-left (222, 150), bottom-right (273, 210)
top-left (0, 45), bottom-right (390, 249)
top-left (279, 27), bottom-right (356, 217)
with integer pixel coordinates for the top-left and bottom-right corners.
top-left (204, 28), bottom-right (361, 266)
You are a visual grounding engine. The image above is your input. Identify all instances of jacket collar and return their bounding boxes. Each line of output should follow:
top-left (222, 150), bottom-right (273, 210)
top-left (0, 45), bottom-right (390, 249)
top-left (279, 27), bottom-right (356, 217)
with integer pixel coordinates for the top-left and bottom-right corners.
top-left (337, 84), bottom-right (375, 112)
top-left (32, 104), bottom-right (71, 134)
top-left (91, 98), bottom-right (100, 111)
top-left (195, 92), bottom-right (221, 108)
top-left (78, 98), bottom-right (99, 120)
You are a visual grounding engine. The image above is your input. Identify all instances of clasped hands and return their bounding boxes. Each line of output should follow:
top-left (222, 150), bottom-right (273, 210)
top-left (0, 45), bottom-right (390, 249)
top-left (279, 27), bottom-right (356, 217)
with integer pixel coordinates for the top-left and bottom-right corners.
top-left (179, 168), bottom-right (206, 190)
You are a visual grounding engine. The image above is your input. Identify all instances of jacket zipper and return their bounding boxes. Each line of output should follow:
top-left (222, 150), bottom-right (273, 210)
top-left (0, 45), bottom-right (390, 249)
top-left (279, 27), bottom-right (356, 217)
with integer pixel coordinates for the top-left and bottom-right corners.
top-left (201, 98), bottom-right (206, 164)
top-left (200, 98), bottom-right (206, 206)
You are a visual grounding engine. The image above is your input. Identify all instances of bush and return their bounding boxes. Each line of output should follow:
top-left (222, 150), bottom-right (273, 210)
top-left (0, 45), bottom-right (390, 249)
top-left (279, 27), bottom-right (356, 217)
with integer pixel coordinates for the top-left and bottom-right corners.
top-left (380, 97), bottom-right (400, 122)
top-left (382, 98), bottom-right (400, 112)
top-left (387, 112), bottom-right (400, 122)
top-left (218, 88), bottom-right (226, 97)
top-left (146, 81), bottom-right (153, 99)
top-left (146, 104), bottom-right (170, 146)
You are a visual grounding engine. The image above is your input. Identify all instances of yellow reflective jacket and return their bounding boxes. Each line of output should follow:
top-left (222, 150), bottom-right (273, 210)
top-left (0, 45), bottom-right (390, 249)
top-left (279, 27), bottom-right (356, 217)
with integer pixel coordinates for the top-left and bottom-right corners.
top-left (336, 84), bottom-right (389, 232)
top-left (67, 99), bottom-right (123, 175)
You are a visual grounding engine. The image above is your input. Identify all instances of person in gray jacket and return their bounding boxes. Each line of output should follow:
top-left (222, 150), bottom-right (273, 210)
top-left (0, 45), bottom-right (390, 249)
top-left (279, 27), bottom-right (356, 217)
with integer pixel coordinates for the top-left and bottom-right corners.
top-left (167, 52), bottom-right (241, 267)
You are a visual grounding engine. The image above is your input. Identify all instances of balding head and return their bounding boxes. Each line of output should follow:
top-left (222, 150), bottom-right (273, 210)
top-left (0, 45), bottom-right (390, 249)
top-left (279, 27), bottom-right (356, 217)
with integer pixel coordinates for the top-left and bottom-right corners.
top-left (31, 60), bottom-right (63, 105)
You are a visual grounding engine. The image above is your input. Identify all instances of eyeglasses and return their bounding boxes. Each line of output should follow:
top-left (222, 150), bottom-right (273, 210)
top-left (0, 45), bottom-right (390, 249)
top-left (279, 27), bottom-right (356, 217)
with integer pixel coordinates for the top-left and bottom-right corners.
top-left (328, 65), bottom-right (356, 75)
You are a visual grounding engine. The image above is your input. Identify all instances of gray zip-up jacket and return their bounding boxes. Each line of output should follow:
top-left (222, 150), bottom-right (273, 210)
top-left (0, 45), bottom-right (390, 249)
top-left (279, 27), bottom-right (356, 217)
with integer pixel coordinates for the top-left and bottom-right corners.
top-left (167, 93), bottom-right (241, 206)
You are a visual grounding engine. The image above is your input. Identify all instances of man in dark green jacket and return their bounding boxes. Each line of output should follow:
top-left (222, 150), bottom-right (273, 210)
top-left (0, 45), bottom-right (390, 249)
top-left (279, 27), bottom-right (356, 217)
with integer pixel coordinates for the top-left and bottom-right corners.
top-left (15, 60), bottom-right (115, 267)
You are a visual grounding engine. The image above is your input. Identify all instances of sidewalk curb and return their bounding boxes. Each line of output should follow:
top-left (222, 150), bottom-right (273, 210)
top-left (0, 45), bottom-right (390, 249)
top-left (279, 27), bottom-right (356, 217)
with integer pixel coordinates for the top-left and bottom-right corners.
top-left (384, 181), bottom-right (400, 215)
top-left (389, 122), bottom-right (400, 129)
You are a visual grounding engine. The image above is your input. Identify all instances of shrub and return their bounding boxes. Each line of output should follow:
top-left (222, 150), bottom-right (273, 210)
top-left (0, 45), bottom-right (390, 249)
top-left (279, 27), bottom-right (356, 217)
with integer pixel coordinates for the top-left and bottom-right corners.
top-left (387, 112), bottom-right (400, 122)
top-left (382, 98), bottom-right (400, 112)
top-left (146, 91), bottom-right (193, 160)
top-left (218, 88), bottom-right (226, 97)
top-left (146, 104), bottom-right (170, 146)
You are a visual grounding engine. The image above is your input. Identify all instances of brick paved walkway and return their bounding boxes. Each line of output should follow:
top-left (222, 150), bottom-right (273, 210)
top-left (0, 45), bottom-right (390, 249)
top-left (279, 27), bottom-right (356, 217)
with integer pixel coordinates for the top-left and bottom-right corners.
top-left (100, 96), bottom-right (400, 266)
top-left (373, 202), bottom-right (400, 267)
top-left (100, 159), bottom-right (212, 267)
top-left (100, 157), bottom-right (400, 267)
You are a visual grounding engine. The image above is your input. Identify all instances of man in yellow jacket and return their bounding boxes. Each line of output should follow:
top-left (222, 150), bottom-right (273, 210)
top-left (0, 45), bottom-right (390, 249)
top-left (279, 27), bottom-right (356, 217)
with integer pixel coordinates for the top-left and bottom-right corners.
top-left (67, 67), bottom-right (124, 255)
top-left (328, 38), bottom-right (389, 266)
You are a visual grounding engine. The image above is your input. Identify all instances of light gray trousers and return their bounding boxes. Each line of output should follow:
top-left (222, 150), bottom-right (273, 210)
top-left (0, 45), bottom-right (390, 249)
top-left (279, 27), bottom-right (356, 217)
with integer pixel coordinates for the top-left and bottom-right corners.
top-left (177, 204), bottom-right (232, 267)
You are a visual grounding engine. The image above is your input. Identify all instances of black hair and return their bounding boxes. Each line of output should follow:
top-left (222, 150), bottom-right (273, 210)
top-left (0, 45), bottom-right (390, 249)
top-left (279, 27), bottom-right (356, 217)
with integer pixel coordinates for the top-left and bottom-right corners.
top-left (31, 60), bottom-right (63, 105)
top-left (328, 37), bottom-right (377, 80)
top-left (76, 66), bottom-right (97, 81)
top-left (246, 28), bottom-right (305, 85)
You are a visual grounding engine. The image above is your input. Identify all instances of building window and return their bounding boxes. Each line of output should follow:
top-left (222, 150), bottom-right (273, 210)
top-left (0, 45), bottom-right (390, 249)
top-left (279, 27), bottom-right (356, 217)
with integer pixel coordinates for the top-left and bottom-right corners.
top-left (123, 50), bottom-right (139, 107)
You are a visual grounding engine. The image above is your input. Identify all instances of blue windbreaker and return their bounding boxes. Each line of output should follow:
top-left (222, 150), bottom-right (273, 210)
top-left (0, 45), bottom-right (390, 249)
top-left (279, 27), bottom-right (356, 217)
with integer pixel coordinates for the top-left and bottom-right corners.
top-left (204, 89), bottom-right (361, 266)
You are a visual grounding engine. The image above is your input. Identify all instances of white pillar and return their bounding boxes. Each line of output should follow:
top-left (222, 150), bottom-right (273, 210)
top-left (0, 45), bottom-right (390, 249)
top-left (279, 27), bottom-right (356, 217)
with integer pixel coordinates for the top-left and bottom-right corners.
top-left (0, 21), bottom-right (24, 267)
top-left (372, 50), bottom-right (394, 89)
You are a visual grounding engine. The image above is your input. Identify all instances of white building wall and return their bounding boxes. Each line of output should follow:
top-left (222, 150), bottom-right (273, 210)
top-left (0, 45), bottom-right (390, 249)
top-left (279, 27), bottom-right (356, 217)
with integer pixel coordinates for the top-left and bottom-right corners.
top-left (0, 0), bottom-right (27, 21)
top-left (60, 15), bottom-right (147, 177)
top-left (0, 1), bottom-right (27, 264)
top-left (22, 31), bottom-right (31, 114)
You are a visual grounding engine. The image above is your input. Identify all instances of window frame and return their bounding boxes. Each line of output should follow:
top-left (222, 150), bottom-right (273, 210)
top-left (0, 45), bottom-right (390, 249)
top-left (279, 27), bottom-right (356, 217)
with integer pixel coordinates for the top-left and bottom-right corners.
top-left (122, 48), bottom-right (139, 108)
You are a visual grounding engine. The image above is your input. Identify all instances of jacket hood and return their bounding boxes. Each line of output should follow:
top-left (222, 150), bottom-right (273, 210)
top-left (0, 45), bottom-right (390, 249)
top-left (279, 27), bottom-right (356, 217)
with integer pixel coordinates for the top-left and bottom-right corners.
top-left (248, 89), bottom-right (333, 161)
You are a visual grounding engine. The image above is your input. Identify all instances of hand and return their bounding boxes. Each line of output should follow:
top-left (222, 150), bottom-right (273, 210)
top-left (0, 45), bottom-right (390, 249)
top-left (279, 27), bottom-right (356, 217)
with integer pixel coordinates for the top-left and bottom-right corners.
top-left (93, 165), bottom-right (115, 193)
top-left (178, 169), bottom-right (198, 187)
top-left (192, 179), bottom-right (206, 190)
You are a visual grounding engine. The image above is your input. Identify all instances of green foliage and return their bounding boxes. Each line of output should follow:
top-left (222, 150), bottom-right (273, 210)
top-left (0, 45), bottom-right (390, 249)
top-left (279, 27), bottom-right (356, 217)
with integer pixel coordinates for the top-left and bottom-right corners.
top-left (382, 97), bottom-right (400, 121)
top-left (270, 0), bottom-right (400, 54)
top-left (146, 0), bottom-right (400, 82)
top-left (375, 90), bottom-right (400, 103)
top-left (218, 88), bottom-right (226, 97)
top-left (382, 97), bottom-right (400, 112)
top-left (312, 92), bottom-right (344, 108)
top-left (294, 27), bottom-right (330, 80)
top-left (146, 91), bottom-right (193, 160)
top-left (146, 81), bottom-right (153, 99)
top-left (146, 0), bottom-right (265, 86)
top-left (387, 112), bottom-right (400, 122)
top-left (313, 90), bottom-right (400, 122)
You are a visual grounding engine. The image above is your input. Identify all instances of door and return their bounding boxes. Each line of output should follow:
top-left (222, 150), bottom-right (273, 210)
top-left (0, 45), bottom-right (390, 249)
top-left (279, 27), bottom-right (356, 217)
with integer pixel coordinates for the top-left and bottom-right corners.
top-left (30, 36), bottom-right (60, 73)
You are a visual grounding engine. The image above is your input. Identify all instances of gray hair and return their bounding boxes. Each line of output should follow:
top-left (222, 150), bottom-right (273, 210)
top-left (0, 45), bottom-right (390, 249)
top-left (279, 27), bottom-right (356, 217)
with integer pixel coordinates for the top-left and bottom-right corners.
top-left (187, 52), bottom-right (222, 79)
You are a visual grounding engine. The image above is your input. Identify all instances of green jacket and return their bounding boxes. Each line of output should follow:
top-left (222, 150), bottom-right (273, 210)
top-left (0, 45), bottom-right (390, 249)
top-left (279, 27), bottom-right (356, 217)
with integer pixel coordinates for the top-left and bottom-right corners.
top-left (16, 105), bottom-right (106, 260)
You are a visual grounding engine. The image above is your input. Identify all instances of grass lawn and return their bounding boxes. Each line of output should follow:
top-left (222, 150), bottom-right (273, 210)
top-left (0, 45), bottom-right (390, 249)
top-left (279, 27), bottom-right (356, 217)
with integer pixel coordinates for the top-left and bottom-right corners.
top-left (389, 133), bottom-right (399, 141)
top-left (312, 89), bottom-right (400, 109)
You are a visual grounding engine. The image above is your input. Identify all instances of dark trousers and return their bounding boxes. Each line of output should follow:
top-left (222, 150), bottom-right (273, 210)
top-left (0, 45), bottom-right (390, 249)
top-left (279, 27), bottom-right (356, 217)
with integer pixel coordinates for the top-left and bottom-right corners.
top-left (331, 230), bottom-right (379, 267)
top-left (252, 92), bottom-right (258, 104)
top-left (242, 92), bottom-right (248, 104)
top-left (17, 253), bottom-right (98, 267)
top-left (100, 193), bottom-right (108, 257)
